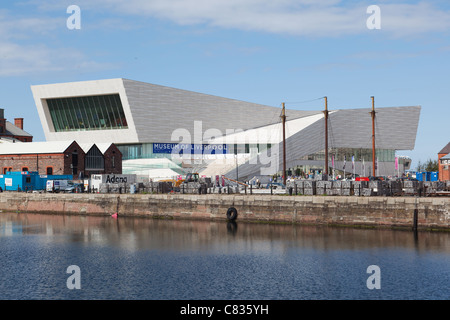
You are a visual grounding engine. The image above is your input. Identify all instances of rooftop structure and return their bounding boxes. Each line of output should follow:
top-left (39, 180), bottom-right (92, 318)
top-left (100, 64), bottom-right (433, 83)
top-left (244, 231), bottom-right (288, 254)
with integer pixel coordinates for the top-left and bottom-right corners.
top-left (0, 108), bottom-right (32, 142)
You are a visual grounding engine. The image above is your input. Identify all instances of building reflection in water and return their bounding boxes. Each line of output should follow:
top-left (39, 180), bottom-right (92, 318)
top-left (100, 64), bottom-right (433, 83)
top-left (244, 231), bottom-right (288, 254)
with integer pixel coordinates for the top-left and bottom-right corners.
top-left (1, 212), bottom-right (449, 256)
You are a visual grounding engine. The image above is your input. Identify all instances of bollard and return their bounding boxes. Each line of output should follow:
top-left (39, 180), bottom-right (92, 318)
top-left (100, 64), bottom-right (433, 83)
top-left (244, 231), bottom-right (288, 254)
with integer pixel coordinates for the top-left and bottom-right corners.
top-left (289, 187), bottom-right (293, 196)
top-left (270, 185), bottom-right (273, 195)
top-left (250, 184), bottom-right (252, 195)
top-left (413, 197), bottom-right (419, 232)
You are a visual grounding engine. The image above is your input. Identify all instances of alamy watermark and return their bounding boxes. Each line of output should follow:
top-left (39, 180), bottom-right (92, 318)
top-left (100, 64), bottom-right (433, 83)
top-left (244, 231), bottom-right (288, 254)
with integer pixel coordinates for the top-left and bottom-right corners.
top-left (366, 265), bottom-right (381, 290)
top-left (367, 5), bottom-right (381, 30)
top-left (64, 263), bottom-right (381, 292)
top-left (169, 121), bottom-right (280, 175)
top-left (66, 265), bottom-right (81, 289)
top-left (66, 5), bottom-right (380, 31)
top-left (67, 5), bottom-right (81, 30)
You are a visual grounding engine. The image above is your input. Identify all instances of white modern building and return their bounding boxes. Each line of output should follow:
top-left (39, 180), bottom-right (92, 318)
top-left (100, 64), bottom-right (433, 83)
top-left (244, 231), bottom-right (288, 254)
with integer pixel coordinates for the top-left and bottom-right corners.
top-left (31, 78), bottom-right (421, 180)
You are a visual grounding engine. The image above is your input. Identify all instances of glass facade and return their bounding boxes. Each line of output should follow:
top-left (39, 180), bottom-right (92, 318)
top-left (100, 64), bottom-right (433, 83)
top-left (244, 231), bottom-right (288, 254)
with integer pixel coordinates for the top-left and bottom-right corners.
top-left (300, 148), bottom-right (395, 163)
top-left (117, 143), bottom-right (271, 160)
top-left (46, 94), bottom-right (128, 132)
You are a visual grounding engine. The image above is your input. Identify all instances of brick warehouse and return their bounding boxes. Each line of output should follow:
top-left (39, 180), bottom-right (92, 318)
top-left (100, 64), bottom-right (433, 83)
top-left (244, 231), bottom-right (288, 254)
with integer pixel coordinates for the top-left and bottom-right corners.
top-left (438, 142), bottom-right (450, 181)
top-left (0, 141), bottom-right (122, 177)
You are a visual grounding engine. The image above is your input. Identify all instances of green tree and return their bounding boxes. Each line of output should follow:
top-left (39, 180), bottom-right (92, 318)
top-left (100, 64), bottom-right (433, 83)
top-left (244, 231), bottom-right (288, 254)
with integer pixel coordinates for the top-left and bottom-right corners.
top-left (425, 159), bottom-right (439, 172)
top-left (416, 158), bottom-right (439, 172)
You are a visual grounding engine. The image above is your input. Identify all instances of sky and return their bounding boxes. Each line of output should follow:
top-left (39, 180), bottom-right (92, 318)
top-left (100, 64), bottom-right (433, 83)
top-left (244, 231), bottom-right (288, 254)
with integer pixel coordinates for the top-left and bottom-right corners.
top-left (1, 0), bottom-right (450, 170)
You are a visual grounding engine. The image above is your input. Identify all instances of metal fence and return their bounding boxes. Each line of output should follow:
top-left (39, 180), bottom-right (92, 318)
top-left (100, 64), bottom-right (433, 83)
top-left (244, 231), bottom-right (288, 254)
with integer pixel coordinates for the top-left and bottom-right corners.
top-left (93, 179), bottom-right (450, 196)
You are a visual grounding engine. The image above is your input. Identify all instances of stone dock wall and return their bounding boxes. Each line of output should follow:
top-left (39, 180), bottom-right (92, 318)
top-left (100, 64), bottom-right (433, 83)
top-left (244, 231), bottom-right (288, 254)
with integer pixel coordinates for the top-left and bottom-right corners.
top-left (1, 192), bottom-right (449, 230)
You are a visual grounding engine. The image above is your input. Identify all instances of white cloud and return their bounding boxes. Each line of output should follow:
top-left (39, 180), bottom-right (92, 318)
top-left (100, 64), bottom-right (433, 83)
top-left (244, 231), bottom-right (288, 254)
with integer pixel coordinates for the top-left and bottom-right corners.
top-left (81, 0), bottom-right (450, 37)
top-left (380, 2), bottom-right (450, 37)
top-left (17, 1), bottom-right (450, 37)
top-left (0, 9), bottom-right (112, 77)
top-left (0, 40), bottom-right (113, 77)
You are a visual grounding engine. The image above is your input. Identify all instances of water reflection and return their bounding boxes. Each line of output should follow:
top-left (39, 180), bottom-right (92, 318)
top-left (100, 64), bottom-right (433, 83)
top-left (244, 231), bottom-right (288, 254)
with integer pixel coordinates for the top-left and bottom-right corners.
top-left (1, 212), bottom-right (449, 254)
top-left (1, 212), bottom-right (449, 300)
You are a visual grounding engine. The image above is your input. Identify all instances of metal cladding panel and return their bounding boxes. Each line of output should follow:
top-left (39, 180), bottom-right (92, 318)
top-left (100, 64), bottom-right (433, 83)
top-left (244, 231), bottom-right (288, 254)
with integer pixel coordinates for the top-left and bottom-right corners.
top-left (122, 79), bottom-right (317, 143)
top-left (328, 106), bottom-right (421, 150)
top-left (283, 105), bottom-right (421, 166)
top-left (225, 106), bottom-right (421, 178)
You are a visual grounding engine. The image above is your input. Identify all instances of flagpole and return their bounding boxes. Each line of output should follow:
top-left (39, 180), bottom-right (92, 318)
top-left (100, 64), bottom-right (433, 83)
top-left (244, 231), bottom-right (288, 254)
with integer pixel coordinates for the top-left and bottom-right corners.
top-left (376, 157), bottom-right (379, 177)
top-left (343, 155), bottom-right (346, 179)
top-left (324, 97), bottom-right (329, 177)
top-left (363, 158), bottom-right (365, 177)
top-left (352, 155), bottom-right (355, 179)
top-left (332, 154), bottom-right (335, 180)
top-left (370, 96), bottom-right (376, 177)
top-left (281, 102), bottom-right (286, 185)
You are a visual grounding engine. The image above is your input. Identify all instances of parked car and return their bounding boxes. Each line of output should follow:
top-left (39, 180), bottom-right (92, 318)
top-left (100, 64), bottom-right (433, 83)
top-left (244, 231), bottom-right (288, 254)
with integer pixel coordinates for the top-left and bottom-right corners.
top-left (64, 183), bottom-right (84, 193)
top-left (265, 182), bottom-right (286, 189)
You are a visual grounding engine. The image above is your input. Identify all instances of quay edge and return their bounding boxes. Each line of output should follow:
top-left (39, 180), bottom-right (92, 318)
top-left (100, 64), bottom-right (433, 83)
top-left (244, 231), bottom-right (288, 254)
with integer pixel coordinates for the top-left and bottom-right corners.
top-left (0, 193), bottom-right (449, 231)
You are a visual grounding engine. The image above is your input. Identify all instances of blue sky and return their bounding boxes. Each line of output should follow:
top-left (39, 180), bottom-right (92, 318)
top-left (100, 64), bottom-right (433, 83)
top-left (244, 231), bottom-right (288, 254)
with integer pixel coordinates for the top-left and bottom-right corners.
top-left (1, 0), bottom-right (450, 169)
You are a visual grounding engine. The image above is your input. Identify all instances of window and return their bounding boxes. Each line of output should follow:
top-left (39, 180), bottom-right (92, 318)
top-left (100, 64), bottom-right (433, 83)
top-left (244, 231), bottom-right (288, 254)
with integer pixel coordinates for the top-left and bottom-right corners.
top-left (85, 146), bottom-right (105, 170)
top-left (22, 167), bottom-right (29, 172)
top-left (71, 151), bottom-right (78, 175)
top-left (3, 167), bottom-right (12, 174)
top-left (46, 167), bottom-right (53, 175)
top-left (46, 94), bottom-right (128, 132)
top-left (26, 177), bottom-right (31, 183)
top-left (117, 144), bottom-right (142, 160)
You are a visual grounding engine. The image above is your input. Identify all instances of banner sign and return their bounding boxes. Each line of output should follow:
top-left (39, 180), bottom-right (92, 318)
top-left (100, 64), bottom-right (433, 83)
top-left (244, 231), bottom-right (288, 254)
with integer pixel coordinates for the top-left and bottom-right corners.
top-left (152, 143), bottom-right (228, 154)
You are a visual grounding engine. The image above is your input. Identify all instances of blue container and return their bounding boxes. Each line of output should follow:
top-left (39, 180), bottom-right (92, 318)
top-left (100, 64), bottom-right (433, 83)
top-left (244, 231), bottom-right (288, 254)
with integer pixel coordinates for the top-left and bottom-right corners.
top-left (415, 172), bottom-right (424, 181)
top-left (0, 171), bottom-right (39, 191)
top-left (0, 172), bottom-right (73, 191)
top-left (430, 172), bottom-right (438, 182)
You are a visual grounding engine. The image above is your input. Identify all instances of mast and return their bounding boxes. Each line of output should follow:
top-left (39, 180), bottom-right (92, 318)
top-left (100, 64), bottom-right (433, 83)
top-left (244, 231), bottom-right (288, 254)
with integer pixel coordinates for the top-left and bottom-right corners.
top-left (281, 102), bottom-right (287, 185)
top-left (323, 96), bottom-right (329, 176)
top-left (370, 96), bottom-right (376, 177)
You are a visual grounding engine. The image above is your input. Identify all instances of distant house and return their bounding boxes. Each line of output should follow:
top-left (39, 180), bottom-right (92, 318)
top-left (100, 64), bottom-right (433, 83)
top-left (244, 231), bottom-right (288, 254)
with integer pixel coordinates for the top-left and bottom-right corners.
top-left (438, 142), bottom-right (450, 181)
top-left (0, 108), bottom-right (33, 142)
top-left (0, 140), bottom-right (121, 178)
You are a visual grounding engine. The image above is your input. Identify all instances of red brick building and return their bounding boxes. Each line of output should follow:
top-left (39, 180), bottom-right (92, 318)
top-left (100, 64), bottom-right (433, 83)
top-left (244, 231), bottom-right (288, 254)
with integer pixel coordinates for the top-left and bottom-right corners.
top-left (438, 142), bottom-right (450, 181)
top-left (0, 109), bottom-right (33, 142)
top-left (0, 141), bottom-right (121, 178)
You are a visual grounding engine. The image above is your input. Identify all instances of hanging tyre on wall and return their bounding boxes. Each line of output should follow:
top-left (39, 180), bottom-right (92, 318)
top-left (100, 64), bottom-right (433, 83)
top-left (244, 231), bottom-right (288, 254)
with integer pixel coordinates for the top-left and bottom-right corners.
top-left (226, 207), bottom-right (238, 221)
